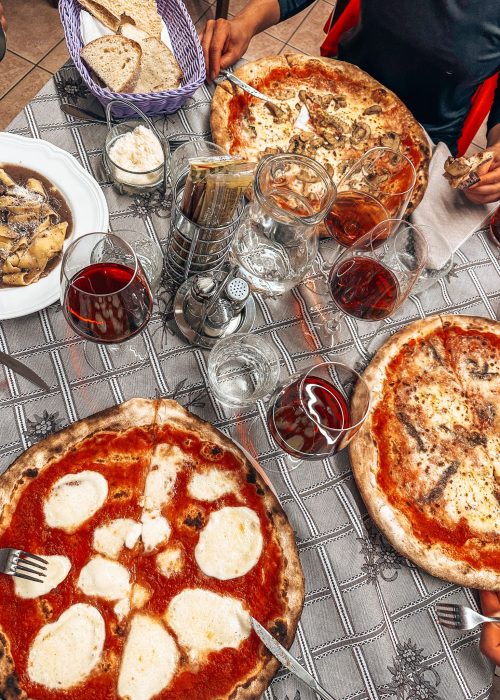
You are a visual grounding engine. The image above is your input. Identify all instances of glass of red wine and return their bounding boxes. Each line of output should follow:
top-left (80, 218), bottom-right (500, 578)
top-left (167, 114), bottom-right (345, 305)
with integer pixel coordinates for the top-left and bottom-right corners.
top-left (61, 232), bottom-right (153, 369)
top-left (324, 147), bottom-right (416, 248)
top-left (266, 361), bottom-right (371, 471)
top-left (319, 218), bottom-right (428, 345)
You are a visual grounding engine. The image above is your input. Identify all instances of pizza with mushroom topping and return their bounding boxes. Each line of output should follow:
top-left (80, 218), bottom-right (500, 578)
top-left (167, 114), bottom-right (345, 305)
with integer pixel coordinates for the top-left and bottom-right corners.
top-left (0, 398), bottom-right (304, 699)
top-left (350, 315), bottom-right (500, 590)
top-left (211, 54), bottom-right (431, 213)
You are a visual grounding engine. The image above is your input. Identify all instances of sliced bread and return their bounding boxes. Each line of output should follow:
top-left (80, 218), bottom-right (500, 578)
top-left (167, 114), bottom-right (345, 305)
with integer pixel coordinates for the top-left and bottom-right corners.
top-left (120, 0), bottom-right (163, 39)
top-left (133, 38), bottom-right (183, 92)
top-left (78, 0), bottom-right (123, 31)
top-left (119, 23), bottom-right (183, 93)
top-left (80, 35), bottom-right (142, 93)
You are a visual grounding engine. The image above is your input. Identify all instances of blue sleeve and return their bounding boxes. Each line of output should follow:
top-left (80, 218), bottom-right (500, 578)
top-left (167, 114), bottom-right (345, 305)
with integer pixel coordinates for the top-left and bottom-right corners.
top-left (486, 73), bottom-right (500, 136)
top-left (278, 0), bottom-right (316, 21)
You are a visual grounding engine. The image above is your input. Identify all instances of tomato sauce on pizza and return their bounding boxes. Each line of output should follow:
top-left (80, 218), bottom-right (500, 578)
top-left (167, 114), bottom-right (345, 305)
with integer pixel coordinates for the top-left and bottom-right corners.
top-left (0, 400), bottom-right (304, 700)
top-left (350, 315), bottom-right (500, 590)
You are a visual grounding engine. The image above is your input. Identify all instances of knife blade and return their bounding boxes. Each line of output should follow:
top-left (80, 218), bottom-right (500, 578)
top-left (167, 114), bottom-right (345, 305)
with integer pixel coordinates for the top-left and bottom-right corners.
top-left (218, 69), bottom-right (311, 130)
top-left (250, 617), bottom-right (336, 700)
top-left (0, 351), bottom-right (49, 391)
top-left (61, 104), bottom-right (111, 124)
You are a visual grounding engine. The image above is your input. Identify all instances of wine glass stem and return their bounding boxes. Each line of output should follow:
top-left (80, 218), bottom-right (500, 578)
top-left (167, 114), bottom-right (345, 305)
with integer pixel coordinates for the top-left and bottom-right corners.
top-left (323, 312), bottom-right (343, 348)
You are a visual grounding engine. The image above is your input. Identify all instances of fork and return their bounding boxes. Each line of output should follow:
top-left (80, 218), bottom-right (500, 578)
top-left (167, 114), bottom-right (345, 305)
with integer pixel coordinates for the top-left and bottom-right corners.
top-left (435, 603), bottom-right (500, 630)
top-left (0, 548), bottom-right (48, 583)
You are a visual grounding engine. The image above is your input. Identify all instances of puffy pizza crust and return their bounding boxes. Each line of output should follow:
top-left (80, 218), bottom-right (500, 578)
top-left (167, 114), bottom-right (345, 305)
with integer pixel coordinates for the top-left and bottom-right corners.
top-left (349, 314), bottom-right (500, 590)
top-left (210, 53), bottom-right (431, 214)
top-left (0, 398), bottom-right (305, 700)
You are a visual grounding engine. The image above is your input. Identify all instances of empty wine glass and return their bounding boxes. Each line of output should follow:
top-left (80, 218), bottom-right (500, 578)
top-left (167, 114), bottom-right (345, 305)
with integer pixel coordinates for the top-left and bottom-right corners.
top-left (324, 147), bottom-right (416, 248)
top-left (231, 154), bottom-right (336, 297)
top-left (61, 232), bottom-right (153, 369)
top-left (314, 219), bottom-right (428, 346)
top-left (266, 360), bottom-right (371, 471)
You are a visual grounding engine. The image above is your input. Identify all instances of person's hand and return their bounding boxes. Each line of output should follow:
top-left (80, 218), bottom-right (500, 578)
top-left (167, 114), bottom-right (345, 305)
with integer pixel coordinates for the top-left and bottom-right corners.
top-left (200, 17), bottom-right (254, 83)
top-left (464, 141), bottom-right (500, 205)
top-left (479, 591), bottom-right (500, 666)
top-left (0, 1), bottom-right (7, 31)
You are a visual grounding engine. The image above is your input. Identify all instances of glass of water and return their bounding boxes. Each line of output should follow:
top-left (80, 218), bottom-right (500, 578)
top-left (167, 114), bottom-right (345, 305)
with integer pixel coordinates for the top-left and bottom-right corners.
top-left (207, 333), bottom-right (280, 408)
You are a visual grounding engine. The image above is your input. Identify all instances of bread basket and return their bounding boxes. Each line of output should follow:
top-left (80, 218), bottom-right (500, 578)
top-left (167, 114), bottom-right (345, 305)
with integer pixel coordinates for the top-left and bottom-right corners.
top-left (59, 0), bottom-right (206, 118)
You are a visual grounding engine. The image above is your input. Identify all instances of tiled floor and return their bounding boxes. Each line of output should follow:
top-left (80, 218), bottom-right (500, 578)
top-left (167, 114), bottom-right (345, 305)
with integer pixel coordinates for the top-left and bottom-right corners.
top-left (0, 2), bottom-right (498, 696)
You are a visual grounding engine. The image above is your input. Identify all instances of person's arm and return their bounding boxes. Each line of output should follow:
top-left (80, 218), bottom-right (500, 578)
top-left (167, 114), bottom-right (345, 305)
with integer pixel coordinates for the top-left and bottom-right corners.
top-left (479, 591), bottom-right (500, 666)
top-left (200, 0), bottom-right (281, 82)
top-left (464, 75), bottom-right (500, 205)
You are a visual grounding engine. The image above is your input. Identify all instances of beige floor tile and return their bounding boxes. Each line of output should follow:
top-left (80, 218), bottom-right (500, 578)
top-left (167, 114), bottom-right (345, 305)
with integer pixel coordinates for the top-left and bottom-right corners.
top-left (243, 31), bottom-right (285, 61)
top-left (39, 39), bottom-right (70, 74)
top-left (286, 0), bottom-right (331, 56)
top-left (266, 5), bottom-right (314, 43)
top-left (0, 50), bottom-right (33, 98)
top-left (182, 0), bottom-right (212, 24)
top-left (2, 0), bottom-right (64, 63)
top-left (0, 67), bottom-right (52, 130)
top-left (195, 5), bottom-right (216, 32)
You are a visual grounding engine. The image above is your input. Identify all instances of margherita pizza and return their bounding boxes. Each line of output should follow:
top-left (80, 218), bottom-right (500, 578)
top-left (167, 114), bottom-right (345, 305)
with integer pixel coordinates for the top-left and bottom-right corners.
top-left (211, 54), bottom-right (431, 213)
top-left (350, 314), bottom-right (500, 589)
top-left (0, 399), bottom-right (304, 699)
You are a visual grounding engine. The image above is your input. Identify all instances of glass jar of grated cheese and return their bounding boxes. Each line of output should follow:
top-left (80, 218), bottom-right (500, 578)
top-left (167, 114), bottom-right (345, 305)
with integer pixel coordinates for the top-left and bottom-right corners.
top-left (102, 100), bottom-right (169, 195)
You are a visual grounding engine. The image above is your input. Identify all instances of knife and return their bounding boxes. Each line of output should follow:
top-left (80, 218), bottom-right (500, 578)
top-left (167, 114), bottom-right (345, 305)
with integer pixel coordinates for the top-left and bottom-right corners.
top-left (61, 104), bottom-right (112, 124)
top-left (0, 351), bottom-right (49, 391)
top-left (218, 69), bottom-right (310, 130)
top-left (250, 617), bottom-right (337, 700)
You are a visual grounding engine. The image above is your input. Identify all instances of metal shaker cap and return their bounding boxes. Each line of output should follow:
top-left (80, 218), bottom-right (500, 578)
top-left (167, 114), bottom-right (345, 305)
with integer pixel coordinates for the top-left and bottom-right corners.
top-left (192, 275), bottom-right (217, 300)
top-left (226, 277), bottom-right (250, 304)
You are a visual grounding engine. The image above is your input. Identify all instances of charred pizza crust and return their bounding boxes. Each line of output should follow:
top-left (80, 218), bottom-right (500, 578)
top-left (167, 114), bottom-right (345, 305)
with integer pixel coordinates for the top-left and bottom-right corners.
top-left (0, 398), bottom-right (304, 700)
top-left (211, 53), bottom-right (431, 214)
top-left (349, 315), bottom-right (500, 590)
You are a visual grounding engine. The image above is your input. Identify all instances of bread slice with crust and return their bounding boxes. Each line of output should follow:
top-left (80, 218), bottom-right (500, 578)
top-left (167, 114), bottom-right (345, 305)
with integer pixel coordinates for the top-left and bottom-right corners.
top-left (119, 23), bottom-right (183, 92)
top-left (78, 0), bottom-right (162, 39)
top-left (80, 35), bottom-right (142, 93)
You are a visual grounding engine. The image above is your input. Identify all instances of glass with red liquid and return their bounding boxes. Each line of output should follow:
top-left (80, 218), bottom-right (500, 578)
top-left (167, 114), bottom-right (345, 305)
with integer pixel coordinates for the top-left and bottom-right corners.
top-left (318, 219), bottom-right (428, 344)
top-left (266, 361), bottom-right (371, 470)
top-left (324, 147), bottom-right (416, 247)
top-left (61, 232), bottom-right (153, 368)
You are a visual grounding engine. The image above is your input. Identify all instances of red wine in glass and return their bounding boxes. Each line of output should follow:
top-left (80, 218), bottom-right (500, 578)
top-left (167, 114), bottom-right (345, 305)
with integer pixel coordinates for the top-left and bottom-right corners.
top-left (64, 262), bottom-right (153, 343)
top-left (329, 256), bottom-right (399, 321)
top-left (325, 191), bottom-right (388, 247)
top-left (268, 375), bottom-right (351, 459)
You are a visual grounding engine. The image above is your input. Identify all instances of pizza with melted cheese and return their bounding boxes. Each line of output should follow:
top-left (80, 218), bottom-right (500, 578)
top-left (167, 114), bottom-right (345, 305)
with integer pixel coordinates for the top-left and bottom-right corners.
top-left (350, 314), bottom-right (500, 590)
top-left (210, 54), bottom-right (431, 214)
top-left (0, 399), bottom-right (304, 699)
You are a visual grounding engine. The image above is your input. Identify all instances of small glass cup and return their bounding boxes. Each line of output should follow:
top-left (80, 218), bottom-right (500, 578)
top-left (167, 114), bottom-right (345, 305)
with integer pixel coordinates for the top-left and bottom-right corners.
top-left (207, 333), bottom-right (280, 408)
top-left (102, 100), bottom-right (168, 196)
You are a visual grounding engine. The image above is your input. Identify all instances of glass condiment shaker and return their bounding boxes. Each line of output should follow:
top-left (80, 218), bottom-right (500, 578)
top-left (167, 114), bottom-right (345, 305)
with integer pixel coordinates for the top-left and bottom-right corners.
top-left (231, 154), bottom-right (336, 296)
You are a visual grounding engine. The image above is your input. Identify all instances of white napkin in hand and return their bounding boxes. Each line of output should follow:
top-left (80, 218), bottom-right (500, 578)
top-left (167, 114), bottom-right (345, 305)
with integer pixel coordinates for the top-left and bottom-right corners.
top-left (410, 141), bottom-right (497, 269)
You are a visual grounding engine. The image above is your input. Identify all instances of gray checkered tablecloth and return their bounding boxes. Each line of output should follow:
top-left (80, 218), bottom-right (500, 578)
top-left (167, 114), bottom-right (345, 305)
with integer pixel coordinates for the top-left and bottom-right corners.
top-left (2, 63), bottom-right (499, 700)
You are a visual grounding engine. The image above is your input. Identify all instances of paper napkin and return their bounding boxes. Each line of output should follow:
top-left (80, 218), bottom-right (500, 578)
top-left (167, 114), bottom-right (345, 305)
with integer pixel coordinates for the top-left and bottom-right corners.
top-left (410, 141), bottom-right (497, 269)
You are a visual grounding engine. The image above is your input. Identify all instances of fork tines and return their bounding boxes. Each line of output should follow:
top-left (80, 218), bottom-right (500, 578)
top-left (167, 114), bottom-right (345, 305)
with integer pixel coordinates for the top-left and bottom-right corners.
top-left (435, 603), bottom-right (461, 629)
top-left (14, 551), bottom-right (48, 583)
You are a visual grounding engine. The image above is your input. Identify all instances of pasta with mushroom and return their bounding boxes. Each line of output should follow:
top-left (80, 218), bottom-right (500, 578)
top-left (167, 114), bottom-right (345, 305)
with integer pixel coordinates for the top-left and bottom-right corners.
top-left (0, 166), bottom-right (71, 286)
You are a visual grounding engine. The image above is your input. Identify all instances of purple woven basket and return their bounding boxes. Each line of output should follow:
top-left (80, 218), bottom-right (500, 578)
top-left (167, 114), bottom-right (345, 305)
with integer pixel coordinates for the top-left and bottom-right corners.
top-left (59, 0), bottom-right (206, 117)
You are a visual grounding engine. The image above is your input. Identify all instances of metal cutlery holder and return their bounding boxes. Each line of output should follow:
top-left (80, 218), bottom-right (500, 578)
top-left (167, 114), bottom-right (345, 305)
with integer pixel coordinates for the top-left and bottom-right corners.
top-left (164, 175), bottom-right (244, 284)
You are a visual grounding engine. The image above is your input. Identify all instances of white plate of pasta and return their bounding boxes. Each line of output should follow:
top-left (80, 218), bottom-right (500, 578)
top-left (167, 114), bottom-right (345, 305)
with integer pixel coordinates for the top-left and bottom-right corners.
top-left (0, 133), bottom-right (108, 320)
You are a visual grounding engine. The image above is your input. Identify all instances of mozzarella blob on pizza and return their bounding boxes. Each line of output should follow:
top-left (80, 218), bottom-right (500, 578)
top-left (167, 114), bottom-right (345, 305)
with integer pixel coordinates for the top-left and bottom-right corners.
top-left (350, 315), bottom-right (500, 589)
top-left (0, 399), bottom-right (304, 700)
